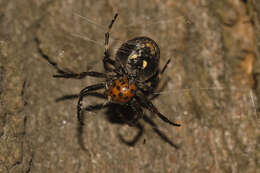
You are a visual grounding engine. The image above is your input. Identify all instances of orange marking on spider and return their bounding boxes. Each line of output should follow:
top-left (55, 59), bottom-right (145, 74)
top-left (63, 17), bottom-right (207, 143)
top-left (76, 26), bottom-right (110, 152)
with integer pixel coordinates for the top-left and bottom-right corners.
top-left (106, 77), bottom-right (137, 103)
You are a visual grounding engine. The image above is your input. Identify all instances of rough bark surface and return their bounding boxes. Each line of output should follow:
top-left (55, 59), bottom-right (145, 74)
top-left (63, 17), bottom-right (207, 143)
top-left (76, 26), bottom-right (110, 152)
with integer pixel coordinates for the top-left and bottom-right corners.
top-left (0, 0), bottom-right (259, 172)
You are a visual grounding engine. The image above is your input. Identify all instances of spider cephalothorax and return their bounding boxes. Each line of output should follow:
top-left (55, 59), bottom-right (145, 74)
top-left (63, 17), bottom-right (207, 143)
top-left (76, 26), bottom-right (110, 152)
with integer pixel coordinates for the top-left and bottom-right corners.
top-left (106, 77), bottom-right (136, 103)
top-left (53, 13), bottom-right (180, 128)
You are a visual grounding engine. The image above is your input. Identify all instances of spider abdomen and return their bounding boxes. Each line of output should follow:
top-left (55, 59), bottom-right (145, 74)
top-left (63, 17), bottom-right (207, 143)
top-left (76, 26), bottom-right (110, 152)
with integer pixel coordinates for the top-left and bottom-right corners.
top-left (106, 77), bottom-right (136, 103)
top-left (115, 37), bottom-right (160, 81)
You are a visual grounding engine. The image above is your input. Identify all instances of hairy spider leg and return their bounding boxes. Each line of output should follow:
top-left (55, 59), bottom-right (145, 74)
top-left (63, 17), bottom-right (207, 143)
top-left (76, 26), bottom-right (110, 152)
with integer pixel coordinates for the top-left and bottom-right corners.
top-left (77, 83), bottom-right (106, 125)
top-left (84, 102), bottom-right (111, 111)
top-left (160, 58), bottom-right (171, 75)
top-left (52, 14), bottom-right (119, 79)
top-left (135, 94), bottom-right (181, 127)
top-left (103, 13), bottom-right (118, 72)
top-left (142, 114), bottom-right (179, 148)
top-left (37, 38), bottom-right (109, 80)
top-left (53, 71), bottom-right (107, 79)
top-left (56, 92), bottom-right (107, 102)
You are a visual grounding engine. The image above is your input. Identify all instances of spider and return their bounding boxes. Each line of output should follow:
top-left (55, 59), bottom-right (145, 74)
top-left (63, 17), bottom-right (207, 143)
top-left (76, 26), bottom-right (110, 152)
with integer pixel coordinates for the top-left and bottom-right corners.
top-left (53, 13), bottom-right (181, 127)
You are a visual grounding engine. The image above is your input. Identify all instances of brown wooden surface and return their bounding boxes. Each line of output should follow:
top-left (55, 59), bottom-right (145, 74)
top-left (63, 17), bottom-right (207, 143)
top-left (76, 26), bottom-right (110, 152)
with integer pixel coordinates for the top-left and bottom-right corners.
top-left (0, 0), bottom-right (259, 172)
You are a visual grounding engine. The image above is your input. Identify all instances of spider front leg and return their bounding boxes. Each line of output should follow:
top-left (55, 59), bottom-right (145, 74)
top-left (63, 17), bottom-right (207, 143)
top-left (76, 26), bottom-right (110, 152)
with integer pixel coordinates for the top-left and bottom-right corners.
top-left (77, 83), bottom-right (106, 125)
top-left (103, 13), bottom-right (118, 71)
top-left (135, 93), bottom-right (181, 127)
top-left (43, 47), bottom-right (108, 79)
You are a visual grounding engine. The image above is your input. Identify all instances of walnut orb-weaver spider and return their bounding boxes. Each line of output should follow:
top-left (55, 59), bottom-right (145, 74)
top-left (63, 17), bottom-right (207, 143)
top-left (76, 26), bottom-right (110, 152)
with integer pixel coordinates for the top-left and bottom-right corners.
top-left (53, 13), bottom-right (180, 127)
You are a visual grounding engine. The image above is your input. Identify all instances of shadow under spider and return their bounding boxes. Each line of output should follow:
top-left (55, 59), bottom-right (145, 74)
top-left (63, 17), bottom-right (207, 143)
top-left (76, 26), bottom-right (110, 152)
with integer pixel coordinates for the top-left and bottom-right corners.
top-left (56, 92), bottom-right (179, 150)
top-left (106, 103), bottom-right (179, 149)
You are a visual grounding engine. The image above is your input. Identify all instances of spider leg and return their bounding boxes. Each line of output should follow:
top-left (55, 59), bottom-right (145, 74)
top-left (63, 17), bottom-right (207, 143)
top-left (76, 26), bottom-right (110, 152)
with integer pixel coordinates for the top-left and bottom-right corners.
top-left (149, 58), bottom-right (171, 99)
top-left (137, 58), bottom-right (171, 94)
top-left (85, 102), bottom-right (111, 111)
top-left (39, 41), bottom-right (108, 80)
top-left (142, 114), bottom-right (179, 148)
top-left (103, 13), bottom-right (118, 71)
top-left (137, 58), bottom-right (171, 97)
top-left (143, 58), bottom-right (171, 83)
top-left (53, 71), bottom-right (108, 79)
top-left (77, 83), bottom-right (106, 125)
top-left (77, 101), bottom-right (110, 152)
top-left (160, 58), bottom-right (171, 75)
top-left (135, 93), bottom-right (181, 127)
top-left (56, 92), bottom-right (106, 102)
top-left (149, 80), bottom-right (168, 100)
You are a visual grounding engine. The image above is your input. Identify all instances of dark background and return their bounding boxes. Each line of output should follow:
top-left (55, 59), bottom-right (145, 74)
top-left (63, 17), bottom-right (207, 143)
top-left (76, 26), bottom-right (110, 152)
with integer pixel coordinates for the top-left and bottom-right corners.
top-left (0, 0), bottom-right (259, 172)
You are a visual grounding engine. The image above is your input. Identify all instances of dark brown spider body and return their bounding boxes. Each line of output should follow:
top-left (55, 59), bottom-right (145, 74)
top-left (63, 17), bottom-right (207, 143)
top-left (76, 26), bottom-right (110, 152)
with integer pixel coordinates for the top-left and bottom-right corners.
top-left (53, 13), bottom-right (180, 128)
top-left (115, 37), bottom-right (160, 81)
top-left (106, 77), bottom-right (137, 104)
